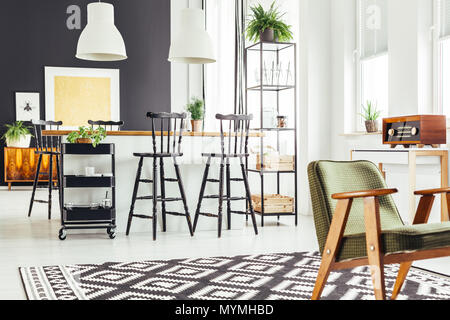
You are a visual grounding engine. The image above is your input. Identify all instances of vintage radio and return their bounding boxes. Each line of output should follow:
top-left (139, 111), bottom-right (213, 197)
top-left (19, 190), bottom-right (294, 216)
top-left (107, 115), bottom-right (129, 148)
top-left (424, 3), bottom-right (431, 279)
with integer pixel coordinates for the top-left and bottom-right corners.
top-left (383, 115), bottom-right (447, 148)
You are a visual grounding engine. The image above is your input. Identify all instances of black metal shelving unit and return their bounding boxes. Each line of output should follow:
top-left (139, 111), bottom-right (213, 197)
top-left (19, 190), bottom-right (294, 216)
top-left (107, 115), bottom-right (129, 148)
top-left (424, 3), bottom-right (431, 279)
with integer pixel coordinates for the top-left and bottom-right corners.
top-left (58, 143), bottom-right (117, 240)
top-left (245, 41), bottom-right (298, 227)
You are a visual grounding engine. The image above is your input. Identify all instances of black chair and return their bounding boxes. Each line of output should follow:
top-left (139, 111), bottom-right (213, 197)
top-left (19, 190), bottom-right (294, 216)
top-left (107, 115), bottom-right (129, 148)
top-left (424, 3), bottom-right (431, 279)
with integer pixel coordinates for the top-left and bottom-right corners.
top-left (126, 112), bottom-right (194, 240)
top-left (28, 120), bottom-right (63, 219)
top-left (193, 114), bottom-right (258, 238)
top-left (88, 120), bottom-right (124, 131)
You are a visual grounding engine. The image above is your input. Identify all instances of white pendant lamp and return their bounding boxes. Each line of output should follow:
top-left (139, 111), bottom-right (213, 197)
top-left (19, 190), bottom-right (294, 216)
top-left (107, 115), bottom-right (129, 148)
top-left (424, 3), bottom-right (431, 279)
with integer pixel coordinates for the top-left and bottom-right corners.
top-left (168, 8), bottom-right (215, 64)
top-left (76, 2), bottom-right (127, 61)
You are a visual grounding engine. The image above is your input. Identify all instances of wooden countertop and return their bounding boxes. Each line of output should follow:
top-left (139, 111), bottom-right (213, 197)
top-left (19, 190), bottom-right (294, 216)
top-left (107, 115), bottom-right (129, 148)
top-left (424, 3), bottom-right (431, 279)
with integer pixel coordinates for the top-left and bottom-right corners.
top-left (42, 130), bottom-right (265, 137)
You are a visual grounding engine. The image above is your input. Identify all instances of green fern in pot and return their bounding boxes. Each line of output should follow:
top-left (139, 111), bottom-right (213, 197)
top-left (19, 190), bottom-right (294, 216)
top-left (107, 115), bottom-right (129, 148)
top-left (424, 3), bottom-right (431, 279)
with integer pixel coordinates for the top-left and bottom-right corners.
top-left (1, 121), bottom-right (33, 148)
top-left (246, 2), bottom-right (293, 43)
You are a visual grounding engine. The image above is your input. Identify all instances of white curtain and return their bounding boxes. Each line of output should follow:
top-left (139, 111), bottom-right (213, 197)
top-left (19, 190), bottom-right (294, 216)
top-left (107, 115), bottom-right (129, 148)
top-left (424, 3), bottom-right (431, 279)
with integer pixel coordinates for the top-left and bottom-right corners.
top-left (359, 0), bottom-right (388, 59)
top-left (204, 0), bottom-right (237, 131)
top-left (439, 0), bottom-right (450, 39)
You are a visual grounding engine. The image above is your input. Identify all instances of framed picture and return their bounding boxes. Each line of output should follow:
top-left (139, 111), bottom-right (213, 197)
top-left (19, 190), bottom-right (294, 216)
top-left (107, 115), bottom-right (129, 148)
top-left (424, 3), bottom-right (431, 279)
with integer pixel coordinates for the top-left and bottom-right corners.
top-left (15, 92), bottom-right (40, 122)
top-left (44, 66), bottom-right (120, 130)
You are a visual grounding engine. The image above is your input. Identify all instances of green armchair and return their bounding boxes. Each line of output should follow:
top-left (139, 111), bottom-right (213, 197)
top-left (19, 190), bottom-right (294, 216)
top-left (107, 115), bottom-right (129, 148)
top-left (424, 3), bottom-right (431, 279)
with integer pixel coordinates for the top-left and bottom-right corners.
top-left (308, 160), bottom-right (450, 300)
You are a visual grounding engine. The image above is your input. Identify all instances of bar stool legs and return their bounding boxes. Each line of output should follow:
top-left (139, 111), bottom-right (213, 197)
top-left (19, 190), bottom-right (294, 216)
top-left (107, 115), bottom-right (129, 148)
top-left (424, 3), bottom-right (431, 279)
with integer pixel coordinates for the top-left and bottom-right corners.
top-left (240, 163), bottom-right (258, 235)
top-left (217, 160), bottom-right (225, 238)
top-left (48, 152), bottom-right (53, 220)
top-left (226, 162), bottom-right (232, 230)
top-left (28, 154), bottom-right (61, 219)
top-left (193, 158), bottom-right (258, 238)
top-left (152, 158), bottom-right (158, 241)
top-left (126, 157), bottom-right (193, 240)
top-left (174, 161), bottom-right (194, 236)
top-left (28, 154), bottom-right (43, 217)
top-left (160, 158), bottom-right (167, 233)
top-left (193, 160), bottom-right (211, 233)
top-left (126, 157), bottom-right (144, 236)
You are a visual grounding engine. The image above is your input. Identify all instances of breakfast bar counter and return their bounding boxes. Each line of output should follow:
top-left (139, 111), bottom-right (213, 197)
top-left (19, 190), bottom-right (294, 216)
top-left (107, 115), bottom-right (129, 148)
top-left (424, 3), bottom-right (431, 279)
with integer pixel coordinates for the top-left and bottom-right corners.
top-left (42, 130), bottom-right (266, 235)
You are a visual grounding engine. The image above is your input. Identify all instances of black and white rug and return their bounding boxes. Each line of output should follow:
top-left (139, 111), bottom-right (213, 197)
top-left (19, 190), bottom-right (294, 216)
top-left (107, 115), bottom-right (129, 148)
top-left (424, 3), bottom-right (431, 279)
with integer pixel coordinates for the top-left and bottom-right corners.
top-left (19, 252), bottom-right (450, 300)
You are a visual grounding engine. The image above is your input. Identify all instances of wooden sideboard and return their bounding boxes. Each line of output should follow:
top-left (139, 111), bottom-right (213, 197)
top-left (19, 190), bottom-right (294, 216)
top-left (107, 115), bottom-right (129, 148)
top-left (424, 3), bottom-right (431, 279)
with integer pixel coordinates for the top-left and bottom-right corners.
top-left (4, 147), bottom-right (58, 190)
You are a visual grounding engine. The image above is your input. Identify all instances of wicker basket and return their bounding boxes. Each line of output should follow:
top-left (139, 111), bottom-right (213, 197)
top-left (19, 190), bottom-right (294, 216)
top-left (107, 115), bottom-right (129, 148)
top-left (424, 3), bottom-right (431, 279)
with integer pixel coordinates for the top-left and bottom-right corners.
top-left (256, 154), bottom-right (294, 171)
top-left (251, 194), bottom-right (294, 213)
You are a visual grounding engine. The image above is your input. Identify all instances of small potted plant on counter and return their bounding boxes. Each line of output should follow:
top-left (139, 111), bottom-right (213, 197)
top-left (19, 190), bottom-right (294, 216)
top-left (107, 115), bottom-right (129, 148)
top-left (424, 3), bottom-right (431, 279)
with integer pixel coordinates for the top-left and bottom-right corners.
top-left (246, 1), bottom-right (293, 43)
top-left (187, 97), bottom-right (205, 133)
top-left (67, 126), bottom-right (107, 148)
top-left (1, 121), bottom-right (32, 148)
top-left (360, 101), bottom-right (381, 133)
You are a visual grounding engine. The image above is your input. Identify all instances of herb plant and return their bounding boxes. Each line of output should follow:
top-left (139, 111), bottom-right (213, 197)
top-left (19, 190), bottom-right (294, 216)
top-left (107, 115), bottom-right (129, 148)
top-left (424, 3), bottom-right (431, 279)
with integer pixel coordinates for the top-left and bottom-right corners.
top-left (1, 121), bottom-right (32, 142)
top-left (186, 97), bottom-right (205, 121)
top-left (246, 2), bottom-right (293, 43)
top-left (359, 101), bottom-right (381, 121)
top-left (67, 126), bottom-right (107, 148)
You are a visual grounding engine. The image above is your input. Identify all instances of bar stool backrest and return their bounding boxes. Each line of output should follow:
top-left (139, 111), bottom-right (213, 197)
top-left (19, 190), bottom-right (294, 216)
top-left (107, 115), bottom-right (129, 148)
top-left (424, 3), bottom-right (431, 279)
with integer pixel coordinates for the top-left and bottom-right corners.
top-left (32, 120), bottom-right (63, 153)
top-left (146, 112), bottom-right (187, 154)
top-left (216, 114), bottom-right (253, 156)
top-left (88, 120), bottom-right (125, 131)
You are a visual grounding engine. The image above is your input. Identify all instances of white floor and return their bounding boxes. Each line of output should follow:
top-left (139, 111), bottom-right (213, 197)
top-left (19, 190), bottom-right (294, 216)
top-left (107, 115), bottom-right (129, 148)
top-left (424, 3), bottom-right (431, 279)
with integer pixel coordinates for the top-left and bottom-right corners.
top-left (0, 189), bottom-right (318, 300)
top-left (1, 189), bottom-right (449, 300)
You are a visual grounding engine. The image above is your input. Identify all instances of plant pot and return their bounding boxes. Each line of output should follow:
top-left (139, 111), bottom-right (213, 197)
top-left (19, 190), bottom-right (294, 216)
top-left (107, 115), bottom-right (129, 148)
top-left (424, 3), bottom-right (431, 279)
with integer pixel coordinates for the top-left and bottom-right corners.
top-left (191, 120), bottom-right (203, 133)
top-left (6, 134), bottom-right (31, 148)
top-left (260, 28), bottom-right (278, 42)
top-left (365, 120), bottom-right (378, 133)
top-left (76, 138), bottom-right (92, 144)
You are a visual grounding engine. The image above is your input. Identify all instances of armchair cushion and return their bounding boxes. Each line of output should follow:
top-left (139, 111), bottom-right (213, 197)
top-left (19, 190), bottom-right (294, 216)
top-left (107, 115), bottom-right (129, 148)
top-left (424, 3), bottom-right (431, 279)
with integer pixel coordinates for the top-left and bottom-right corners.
top-left (337, 222), bottom-right (450, 261)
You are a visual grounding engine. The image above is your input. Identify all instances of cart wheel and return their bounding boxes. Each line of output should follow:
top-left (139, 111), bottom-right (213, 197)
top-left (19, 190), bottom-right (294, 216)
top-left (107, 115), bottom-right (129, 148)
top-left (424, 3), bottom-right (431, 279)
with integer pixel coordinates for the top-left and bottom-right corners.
top-left (107, 228), bottom-right (116, 239)
top-left (58, 228), bottom-right (67, 241)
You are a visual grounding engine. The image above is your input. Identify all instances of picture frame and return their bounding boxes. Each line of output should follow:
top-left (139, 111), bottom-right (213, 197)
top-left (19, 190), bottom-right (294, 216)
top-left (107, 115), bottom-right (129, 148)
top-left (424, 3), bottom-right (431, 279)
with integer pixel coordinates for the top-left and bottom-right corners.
top-left (15, 92), bottom-right (40, 122)
top-left (44, 66), bottom-right (120, 130)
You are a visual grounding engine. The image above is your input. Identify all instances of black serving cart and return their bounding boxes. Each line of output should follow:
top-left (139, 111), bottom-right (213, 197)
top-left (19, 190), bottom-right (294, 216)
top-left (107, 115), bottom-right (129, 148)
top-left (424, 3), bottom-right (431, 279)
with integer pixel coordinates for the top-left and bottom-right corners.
top-left (59, 143), bottom-right (117, 240)
top-left (244, 41), bottom-right (298, 227)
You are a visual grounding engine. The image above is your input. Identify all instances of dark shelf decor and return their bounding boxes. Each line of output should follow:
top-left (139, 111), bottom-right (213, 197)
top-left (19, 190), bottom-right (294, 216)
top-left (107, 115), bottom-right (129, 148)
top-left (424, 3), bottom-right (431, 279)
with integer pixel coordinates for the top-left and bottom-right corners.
top-left (59, 143), bottom-right (117, 240)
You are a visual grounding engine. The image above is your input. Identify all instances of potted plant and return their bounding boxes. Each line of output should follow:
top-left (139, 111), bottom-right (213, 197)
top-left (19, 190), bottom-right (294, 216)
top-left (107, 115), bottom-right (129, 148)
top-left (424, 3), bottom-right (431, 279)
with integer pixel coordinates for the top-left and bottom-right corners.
top-left (67, 126), bottom-right (107, 148)
top-left (1, 121), bottom-right (33, 148)
top-left (186, 97), bottom-right (205, 133)
top-left (360, 101), bottom-right (381, 133)
top-left (246, 1), bottom-right (293, 43)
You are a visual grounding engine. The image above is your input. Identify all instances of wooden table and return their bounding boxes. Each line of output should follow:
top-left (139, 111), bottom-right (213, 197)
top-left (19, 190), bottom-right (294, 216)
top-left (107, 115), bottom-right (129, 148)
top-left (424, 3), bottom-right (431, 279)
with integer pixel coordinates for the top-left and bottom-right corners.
top-left (351, 148), bottom-right (449, 222)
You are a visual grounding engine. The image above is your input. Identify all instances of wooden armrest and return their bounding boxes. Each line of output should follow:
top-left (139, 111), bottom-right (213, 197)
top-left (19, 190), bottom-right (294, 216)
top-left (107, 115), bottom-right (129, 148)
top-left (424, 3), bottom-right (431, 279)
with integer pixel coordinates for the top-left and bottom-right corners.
top-left (414, 188), bottom-right (450, 196)
top-left (332, 188), bottom-right (398, 200)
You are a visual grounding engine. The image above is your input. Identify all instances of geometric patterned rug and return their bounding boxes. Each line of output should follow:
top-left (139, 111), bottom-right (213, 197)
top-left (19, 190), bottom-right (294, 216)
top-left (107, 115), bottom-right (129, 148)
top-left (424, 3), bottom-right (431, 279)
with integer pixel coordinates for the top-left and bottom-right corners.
top-left (19, 251), bottom-right (450, 300)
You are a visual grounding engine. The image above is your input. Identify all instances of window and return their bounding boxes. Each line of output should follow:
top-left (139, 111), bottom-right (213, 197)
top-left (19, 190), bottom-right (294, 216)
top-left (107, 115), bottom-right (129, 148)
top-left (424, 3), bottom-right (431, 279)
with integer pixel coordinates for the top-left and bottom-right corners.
top-left (436, 0), bottom-right (450, 118)
top-left (356, 0), bottom-right (388, 131)
top-left (204, 0), bottom-right (237, 130)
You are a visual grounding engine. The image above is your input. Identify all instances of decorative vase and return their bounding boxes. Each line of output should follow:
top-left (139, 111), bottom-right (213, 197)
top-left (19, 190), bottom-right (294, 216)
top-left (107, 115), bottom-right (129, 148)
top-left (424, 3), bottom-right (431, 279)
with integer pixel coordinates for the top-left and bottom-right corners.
top-left (260, 28), bottom-right (277, 42)
top-left (191, 120), bottom-right (203, 133)
top-left (76, 138), bottom-right (92, 144)
top-left (6, 134), bottom-right (31, 148)
top-left (365, 120), bottom-right (378, 133)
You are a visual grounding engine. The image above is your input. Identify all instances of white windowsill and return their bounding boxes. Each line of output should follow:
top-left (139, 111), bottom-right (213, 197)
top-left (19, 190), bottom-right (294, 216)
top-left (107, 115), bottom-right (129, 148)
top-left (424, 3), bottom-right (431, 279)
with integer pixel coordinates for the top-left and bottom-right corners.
top-left (340, 131), bottom-right (382, 137)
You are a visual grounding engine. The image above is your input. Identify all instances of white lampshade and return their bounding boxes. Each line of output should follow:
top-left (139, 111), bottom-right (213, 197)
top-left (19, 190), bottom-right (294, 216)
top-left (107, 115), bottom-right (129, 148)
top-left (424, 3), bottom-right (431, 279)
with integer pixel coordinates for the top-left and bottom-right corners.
top-left (76, 2), bottom-right (127, 61)
top-left (168, 8), bottom-right (215, 64)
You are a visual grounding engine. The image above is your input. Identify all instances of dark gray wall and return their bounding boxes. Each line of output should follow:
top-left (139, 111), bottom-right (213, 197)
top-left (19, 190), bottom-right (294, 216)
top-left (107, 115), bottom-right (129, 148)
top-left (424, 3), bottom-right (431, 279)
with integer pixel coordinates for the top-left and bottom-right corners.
top-left (0, 0), bottom-right (171, 186)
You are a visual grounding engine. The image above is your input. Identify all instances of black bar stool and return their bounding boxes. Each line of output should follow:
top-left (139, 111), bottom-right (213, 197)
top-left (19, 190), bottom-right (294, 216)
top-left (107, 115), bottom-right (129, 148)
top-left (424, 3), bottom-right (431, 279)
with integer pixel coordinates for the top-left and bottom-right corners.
top-left (126, 112), bottom-right (194, 240)
top-left (28, 120), bottom-right (63, 220)
top-left (193, 114), bottom-right (258, 238)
